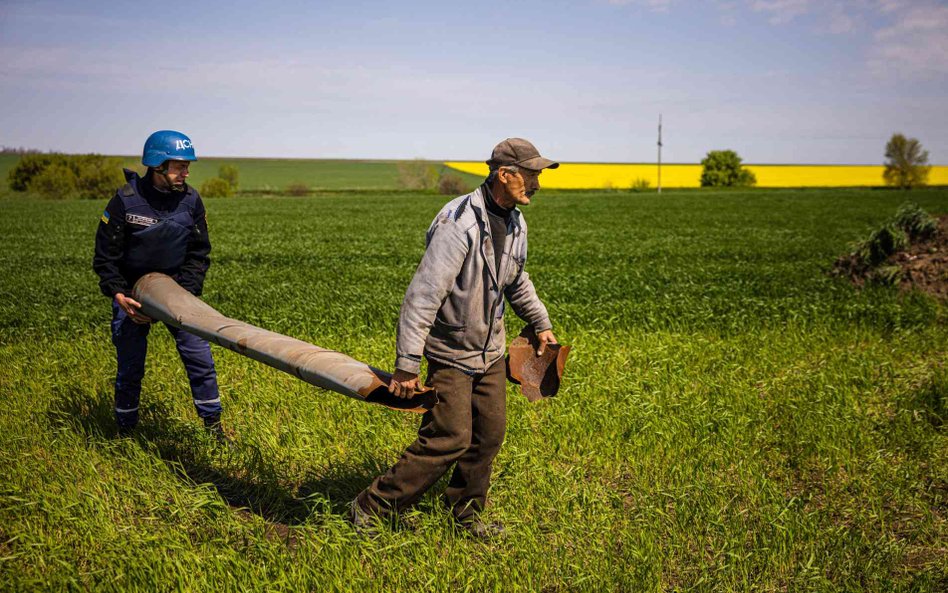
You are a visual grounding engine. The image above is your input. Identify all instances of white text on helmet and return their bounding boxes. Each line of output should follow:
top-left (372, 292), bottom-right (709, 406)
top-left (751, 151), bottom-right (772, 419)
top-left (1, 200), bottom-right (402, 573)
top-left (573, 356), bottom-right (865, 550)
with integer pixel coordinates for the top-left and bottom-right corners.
top-left (175, 139), bottom-right (193, 151)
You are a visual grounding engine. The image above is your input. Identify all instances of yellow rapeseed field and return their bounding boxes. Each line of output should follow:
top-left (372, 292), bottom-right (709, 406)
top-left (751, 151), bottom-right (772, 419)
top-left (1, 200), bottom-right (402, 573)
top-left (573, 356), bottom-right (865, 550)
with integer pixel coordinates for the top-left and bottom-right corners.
top-left (445, 162), bottom-right (948, 189)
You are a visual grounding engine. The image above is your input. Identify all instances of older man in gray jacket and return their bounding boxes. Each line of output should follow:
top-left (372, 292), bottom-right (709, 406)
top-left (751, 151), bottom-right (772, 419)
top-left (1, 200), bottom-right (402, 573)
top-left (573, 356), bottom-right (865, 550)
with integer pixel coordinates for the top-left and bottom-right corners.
top-left (352, 138), bottom-right (559, 537)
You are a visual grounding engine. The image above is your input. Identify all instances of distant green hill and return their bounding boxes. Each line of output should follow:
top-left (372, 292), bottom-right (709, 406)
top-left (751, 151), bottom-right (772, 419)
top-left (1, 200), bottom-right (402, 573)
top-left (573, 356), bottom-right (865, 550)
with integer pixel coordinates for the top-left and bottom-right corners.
top-left (0, 154), bottom-right (483, 194)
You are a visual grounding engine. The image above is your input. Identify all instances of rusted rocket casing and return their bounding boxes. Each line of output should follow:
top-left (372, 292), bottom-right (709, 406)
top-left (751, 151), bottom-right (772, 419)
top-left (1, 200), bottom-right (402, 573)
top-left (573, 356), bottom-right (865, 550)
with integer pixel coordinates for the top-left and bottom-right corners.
top-left (506, 326), bottom-right (570, 402)
top-left (133, 273), bottom-right (437, 413)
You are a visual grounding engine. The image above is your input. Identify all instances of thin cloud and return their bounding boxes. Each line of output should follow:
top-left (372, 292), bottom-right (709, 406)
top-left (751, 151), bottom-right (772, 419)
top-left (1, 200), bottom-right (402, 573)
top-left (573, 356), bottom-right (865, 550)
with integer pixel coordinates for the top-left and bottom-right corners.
top-left (825, 5), bottom-right (860, 33)
top-left (731, 0), bottom-right (947, 78)
top-left (871, 1), bottom-right (948, 76)
top-left (748, 0), bottom-right (815, 24)
top-left (877, 0), bottom-right (909, 13)
top-left (744, 0), bottom-right (874, 29)
top-left (607, 0), bottom-right (676, 11)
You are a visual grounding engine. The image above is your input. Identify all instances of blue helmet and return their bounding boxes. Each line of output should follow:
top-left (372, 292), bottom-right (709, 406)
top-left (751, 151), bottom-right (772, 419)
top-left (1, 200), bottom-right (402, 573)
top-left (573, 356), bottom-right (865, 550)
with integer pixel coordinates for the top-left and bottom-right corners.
top-left (142, 130), bottom-right (197, 167)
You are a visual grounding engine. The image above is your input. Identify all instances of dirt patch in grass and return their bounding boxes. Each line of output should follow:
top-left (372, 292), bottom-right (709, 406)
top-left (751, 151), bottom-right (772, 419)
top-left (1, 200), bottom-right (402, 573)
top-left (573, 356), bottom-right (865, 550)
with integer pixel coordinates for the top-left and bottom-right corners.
top-left (834, 214), bottom-right (948, 300)
top-left (894, 215), bottom-right (948, 299)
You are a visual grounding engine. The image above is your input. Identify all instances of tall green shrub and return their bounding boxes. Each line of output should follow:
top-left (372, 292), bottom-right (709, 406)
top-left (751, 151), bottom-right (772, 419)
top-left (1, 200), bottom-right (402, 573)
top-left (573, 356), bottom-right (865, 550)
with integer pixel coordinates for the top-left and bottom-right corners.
top-left (630, 178), bottom-right (651, 192)
top-left (397, 160), bottom-right (439, 191)
top-left (437, 173), bottom-right (469, 196)
top-left (28, 164), bottom-right (80, 199)
top-left (285, 182), bottom-right (309, 196)
top-left (8, 154), bottom-right (62, 191)
top-left (73, 156), bottom-right (124, 199)
top-left (200, 177), bottom-right (234, 198)
top-left (8, 153), bottom-right (123, 198)
top-left (700, 150), bottom-right (756, 187)
top-left (219, 164), bottom-right (239, 191)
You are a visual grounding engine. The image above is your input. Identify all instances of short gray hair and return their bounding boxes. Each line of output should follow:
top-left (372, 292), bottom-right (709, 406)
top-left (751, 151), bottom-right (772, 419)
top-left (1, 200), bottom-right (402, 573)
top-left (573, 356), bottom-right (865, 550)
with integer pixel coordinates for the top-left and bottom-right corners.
top-left (486, 164), bottom-right (519, 184)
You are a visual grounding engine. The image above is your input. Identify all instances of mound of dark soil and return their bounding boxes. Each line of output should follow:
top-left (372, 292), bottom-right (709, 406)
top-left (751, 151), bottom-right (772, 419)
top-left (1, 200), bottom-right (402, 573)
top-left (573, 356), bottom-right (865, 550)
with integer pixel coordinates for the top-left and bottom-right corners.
top-left (894, 215), bottom-right (948, 299)
top-left (834, 215), bottom-right (948, 300)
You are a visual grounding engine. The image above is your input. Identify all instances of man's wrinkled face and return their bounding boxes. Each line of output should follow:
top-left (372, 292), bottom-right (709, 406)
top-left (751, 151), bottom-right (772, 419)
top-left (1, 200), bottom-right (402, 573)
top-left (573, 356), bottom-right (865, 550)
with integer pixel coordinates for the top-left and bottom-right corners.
top-left (502, 167), bottom-right (542, 206)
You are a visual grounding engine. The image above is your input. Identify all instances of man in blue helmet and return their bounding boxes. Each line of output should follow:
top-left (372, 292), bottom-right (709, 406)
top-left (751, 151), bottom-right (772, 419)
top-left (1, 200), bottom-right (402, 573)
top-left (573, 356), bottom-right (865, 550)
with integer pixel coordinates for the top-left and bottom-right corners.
top-left (93, 130), bottom-right (228, 443)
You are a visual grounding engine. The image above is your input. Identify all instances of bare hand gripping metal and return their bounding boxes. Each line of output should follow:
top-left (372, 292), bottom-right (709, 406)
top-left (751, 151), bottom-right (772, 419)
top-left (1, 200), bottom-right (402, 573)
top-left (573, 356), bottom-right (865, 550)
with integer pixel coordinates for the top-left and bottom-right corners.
top-left (133, 273), bottom-right (437, 413)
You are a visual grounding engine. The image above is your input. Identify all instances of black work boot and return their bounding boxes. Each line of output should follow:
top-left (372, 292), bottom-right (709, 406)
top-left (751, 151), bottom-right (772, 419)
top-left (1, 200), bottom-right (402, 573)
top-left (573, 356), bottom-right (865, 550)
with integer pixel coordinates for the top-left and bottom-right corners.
top-left (203, 415), bottom-right (233, 447)
top-left (349, 496), bottom-right (380, 538)
top-left (456, 516), bottom-right (506, 540)
top-left (117, 424), bottom-right (137, 438)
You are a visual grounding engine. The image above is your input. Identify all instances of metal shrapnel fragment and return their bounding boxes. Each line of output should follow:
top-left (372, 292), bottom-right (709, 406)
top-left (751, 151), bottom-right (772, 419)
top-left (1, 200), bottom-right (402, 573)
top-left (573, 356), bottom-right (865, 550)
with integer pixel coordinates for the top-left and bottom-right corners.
top-left (506, 327), bottom-right (570, 402)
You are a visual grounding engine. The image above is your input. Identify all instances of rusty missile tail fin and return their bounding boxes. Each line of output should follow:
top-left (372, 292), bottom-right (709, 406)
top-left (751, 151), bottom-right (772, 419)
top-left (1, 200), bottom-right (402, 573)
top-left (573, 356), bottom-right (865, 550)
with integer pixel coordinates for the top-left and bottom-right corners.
top-left (506, 326), bottom-right (571, 402)
top-left (133, 273), bottom-right (437, 413)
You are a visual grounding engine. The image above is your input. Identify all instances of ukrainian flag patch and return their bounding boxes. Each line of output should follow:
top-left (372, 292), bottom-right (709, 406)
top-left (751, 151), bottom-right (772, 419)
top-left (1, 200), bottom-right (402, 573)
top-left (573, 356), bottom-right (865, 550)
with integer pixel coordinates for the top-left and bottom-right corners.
top-left (100, 210), bottom-right (110, 224)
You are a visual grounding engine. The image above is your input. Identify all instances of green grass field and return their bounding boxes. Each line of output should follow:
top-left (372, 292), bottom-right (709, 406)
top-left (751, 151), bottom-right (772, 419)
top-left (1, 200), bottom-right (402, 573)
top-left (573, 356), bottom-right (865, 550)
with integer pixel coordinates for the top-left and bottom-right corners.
top-left (0, 154), bottom-right (483, 193)
top-left (1, 186), bottom-right (946, 591)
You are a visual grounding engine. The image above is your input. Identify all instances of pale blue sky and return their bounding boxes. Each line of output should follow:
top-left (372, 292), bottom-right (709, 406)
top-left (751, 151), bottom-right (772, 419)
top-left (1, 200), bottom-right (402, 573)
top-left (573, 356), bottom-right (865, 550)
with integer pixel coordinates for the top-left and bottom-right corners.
top-left (1, 0), bottom-right (946, 164)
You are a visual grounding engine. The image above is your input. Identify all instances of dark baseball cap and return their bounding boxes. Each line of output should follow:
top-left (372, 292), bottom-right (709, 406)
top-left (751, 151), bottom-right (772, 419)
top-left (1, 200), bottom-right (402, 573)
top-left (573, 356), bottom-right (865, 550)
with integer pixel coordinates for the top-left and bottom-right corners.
top-left (486, 138), bottom-right (559, 171)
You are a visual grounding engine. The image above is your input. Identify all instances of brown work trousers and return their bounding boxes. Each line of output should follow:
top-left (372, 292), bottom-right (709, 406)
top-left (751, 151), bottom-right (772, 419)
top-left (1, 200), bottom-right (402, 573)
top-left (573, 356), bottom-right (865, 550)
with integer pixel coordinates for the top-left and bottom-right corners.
top-left (358, 357), bottom-right (507, 522)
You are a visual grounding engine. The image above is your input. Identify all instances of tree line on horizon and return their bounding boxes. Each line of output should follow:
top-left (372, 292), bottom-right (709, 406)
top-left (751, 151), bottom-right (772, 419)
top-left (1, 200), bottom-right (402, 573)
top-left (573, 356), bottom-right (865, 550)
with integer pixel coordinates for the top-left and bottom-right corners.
top-left (4, 133), bottom-right (935, 198)
top-left (699, 133), bottom-right (931, 189)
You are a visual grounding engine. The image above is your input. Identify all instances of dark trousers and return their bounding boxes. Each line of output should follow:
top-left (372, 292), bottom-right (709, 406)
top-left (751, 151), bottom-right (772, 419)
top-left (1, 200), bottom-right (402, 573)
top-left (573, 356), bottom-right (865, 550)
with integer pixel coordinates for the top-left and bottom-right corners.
top-left (359, 357), bottom-right (507, 522)
top-left (110, 301), bottom-right (221, 428)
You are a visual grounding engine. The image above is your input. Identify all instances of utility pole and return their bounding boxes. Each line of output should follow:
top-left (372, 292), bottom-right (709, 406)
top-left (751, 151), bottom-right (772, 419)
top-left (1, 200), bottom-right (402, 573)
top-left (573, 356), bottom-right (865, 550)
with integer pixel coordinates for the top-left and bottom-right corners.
top-left (657, 114), bottom-right (663, 194)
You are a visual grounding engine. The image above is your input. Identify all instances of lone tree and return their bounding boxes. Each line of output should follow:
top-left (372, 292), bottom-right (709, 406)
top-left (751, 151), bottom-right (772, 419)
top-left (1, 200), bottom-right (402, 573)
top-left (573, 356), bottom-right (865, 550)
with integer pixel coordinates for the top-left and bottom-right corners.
top-left (700, 149), bottom-right (756, 187)
top-left (883, 133), bottom-right (931, 189)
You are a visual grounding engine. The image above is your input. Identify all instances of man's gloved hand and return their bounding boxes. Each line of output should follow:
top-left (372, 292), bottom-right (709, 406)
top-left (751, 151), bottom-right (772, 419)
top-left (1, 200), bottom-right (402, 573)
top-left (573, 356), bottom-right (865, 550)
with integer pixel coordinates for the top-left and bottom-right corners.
top-left (115, 293), bottom-right (153, 324)
top-left (536, 329), bottom-right (557, 356)
top-left (389, 369), bottom-right (419, 399)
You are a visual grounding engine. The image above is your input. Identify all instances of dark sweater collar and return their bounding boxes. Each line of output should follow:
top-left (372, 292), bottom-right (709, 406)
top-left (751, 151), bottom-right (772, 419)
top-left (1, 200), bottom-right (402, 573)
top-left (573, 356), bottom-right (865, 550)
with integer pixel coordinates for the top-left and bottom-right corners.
top-left (482, 183), bottom-right (513, 220)
top-left (140, 171), bottom-right (184, 208)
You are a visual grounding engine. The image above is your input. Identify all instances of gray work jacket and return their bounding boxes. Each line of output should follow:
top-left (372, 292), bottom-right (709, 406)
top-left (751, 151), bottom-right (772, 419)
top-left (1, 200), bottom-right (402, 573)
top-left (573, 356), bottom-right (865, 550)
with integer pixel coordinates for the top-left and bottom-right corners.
top-left (394, 185), bottom-right (552, 375)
